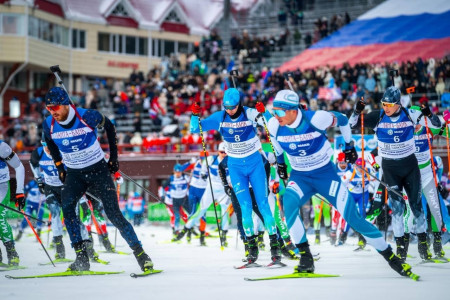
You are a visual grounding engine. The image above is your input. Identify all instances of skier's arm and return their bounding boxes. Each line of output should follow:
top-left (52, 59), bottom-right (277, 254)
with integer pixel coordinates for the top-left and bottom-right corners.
top-left (0, 142), bottom-right (25, 194)
top-left (190, 111), bottom-right (224, 134)
top-left (408, 109), bottom-right (441, 128)
top-left (218, 159), bottom-right (229, 187)
top-left (84, 110), bottom-right (119, 162)
top-left (349, 110), bottom-right (382, 129)
top-left (311, 111), bottom-right (352, 143)
top-left (245, 107), bottom-right (272, 127)
top-left (29, 148), bottom-right (42, 179)
top-left (43, 122), bottom-right (63, 164)
top-left (266, 117), bottom-right (286, 164)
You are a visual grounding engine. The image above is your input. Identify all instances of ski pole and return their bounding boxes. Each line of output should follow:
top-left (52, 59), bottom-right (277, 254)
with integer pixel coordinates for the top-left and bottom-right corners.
top-left (284, 73), bottom-right (295, 91)
top-left (198, 119), bottom-right (224, 250)
top-left (115, 182), bottom-right (121, 249)
top-left (0, 202), bottom-right (50, 225)
top-left (23, 210), bottom-right (55, 267)
top-left (47, 212), bottom-right (51, 248)
top-left (118, 171), bottom-right (168, 207)
top-left (446, 125), bottom-right (450, 178)
top-left (86, 200), bottom-right (104, 236)
top-left (384, 187), bottom-right (388, 241)
top-left (256, 110), bottom-right (288, 187)
top-left (360, 97), bottom-right (366, 213)
top-left (353, 164), bottom-right (403, 198)
top-left (316, 200), bottom-right (324, 226)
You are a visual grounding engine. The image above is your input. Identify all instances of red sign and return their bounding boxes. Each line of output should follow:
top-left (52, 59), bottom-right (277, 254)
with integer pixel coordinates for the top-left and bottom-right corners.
top-left (107, 61), bottom-right (139, 69)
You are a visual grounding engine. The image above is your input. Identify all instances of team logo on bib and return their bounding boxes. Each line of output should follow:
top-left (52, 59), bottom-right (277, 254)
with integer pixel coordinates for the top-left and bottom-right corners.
top-left (387, 130), bottom-right (393, 135)
top-left (48, 166), bottom-right (53, 171)
top-left (289, 143), bottom-right (296, 150)
top-left (228, 129), bottom-right (234, 134)
top-left (62, 139), bottom-right (70, 146)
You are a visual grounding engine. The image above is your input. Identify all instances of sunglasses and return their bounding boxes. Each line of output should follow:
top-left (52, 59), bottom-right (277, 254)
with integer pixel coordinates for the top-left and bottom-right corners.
top-left (219, 151), bottom-right (227, 154)
top-left (224, 105), bottom-right (238, 110)
top-left (381, 102), bottom-right (396, 108)
top-left (273, 109), bottom-right (287, 117)
top-left (47, 105), bottom-right (63, 112)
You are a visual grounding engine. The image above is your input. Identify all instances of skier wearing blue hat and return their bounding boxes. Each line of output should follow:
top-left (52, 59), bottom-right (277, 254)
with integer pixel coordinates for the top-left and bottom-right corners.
top-left (260, 89), bottom-right (419, 279)
top-left (42, 86), bottom-right (153, 273)
top-left (189, 88), bottom-right (280, 265)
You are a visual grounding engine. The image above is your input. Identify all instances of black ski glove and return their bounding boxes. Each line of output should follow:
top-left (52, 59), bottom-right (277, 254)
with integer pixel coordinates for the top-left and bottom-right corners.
top-left (37, 177), bottom-right (46, 194)
top-left (108, 159), bottom-right (120, 174)
top-left (277, 163), bottom-right (288, 180)
top-left (224, 185), bottom-right (233, 197)
top-left (14, 193), bottom-right (25, 210)
top-left (438, 183), bottom-right (449, 199)
top-left (354, 98), bottom-right (366, 115)
top-left (55, 161), bottom-right (66, 183)
top-left (420, 103), bottom-right (432, 118)
top-left (343, 142), bottom-right (358, 164)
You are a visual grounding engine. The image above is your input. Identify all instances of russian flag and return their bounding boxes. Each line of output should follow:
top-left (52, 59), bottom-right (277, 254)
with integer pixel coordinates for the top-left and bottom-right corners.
top-left (279, 0), bottom-right (450, 71)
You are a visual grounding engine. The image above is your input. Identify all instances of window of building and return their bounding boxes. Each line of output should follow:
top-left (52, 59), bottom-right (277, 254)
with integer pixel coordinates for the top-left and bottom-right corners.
top-left (0, 14), bottom-right (25, 35)
top-left (163, 40), bottom-right (175, 57)
top-left (98, 33), bottom-right (110, 51)
top-left (138, 37), bottom-right (148, 56)
top-left (178, 42), bottom-right (189, 54)
top-left (111, 2), bottom-right (129, 17)
top-left (28, 16), bottom-right (39, 38)
top-left (98, 32), bottom-right (147, 56)
top-left (164, 10), bottom-right (182, 23)
top-left (72, 29), bottom-right (86, 49)
top-left (125, 35), bottom-right (136, 54)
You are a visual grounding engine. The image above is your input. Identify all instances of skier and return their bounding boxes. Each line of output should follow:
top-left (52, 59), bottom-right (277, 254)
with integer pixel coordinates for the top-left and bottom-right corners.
top-left (342, 157), bottom-right (372, 249)
top-left (261, 89), bottom-right (416, 278)
top-left (16, 179), bottom-right (45, 239)
top-left (349, 87), bottom-right (441, 261)
top-left (175, 142), bottom-right (231, 246)
top-left (42, 86), bottom-right (153, 272)
top-left (186, 155), bottom-right (207, 241)
top-left (0, 140), bottom-right (25, 266)
top-left (409, 105), bottom-right (450, 259)
top-left (167, 163), bottom-right (190, 235)
top-left (190, 87), bottom-right (280, 264)
top-left (331, 152), bottom-right (351, 245)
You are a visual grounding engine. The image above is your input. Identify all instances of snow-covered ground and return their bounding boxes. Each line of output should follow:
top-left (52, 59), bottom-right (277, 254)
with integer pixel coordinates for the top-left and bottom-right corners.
top-left (1, 224), bottom-right (449, 300)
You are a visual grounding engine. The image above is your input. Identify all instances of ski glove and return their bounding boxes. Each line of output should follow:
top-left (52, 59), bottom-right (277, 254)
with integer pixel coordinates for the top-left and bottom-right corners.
top-left (354, 98), bottom-right (366, 115)
top-left (14, 193), bottom-right (25, 210)
top-left (343, 143), bottom-right (358, 164)
top-left (420, 103), bottom-right (432, 118)
top-left (438, 183), bottom-right (449, 199)
top-left (191, 102), bottom-right (201, 116)
top-left (272, 181), bottom-right (280, 194)
top-left (55, 161), bottom-right (66, 183)
top-left (37, 177), bottom-right (46, 194)
top-left (224, 185), bottom-right (233, 197)
top-left (114, 172), bottom-right (124, 184)
top-left (277, 163), bottom-right (288, 180)
top-left (108, 159), bottom-right (120, 174)
top-left (443, 110), bottom-right (450, 123)
top-left (255, 102), bottom-right (265, 113)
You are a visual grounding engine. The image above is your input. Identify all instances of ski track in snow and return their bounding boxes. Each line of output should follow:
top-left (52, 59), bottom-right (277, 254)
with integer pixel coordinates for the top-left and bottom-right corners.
top-left (1, 224), bottom-right (449, 300)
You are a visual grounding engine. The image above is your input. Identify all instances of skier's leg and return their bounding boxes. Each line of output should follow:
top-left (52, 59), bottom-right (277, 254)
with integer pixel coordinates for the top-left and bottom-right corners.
top-left (0, 182), bottom-right (14, 244)
top-left (249, 165), bottom-right (276, 235)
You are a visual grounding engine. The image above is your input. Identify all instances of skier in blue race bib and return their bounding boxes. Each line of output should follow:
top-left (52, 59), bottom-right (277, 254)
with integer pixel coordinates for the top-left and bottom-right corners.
top-left (349, 86), bottom-right (441, 261)
top-left (42, 86), bottom-right (153, 272)
top-left (189, 88), bottom-right (280, 264)
top-left (261, 89), bottom-right (415, 278)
